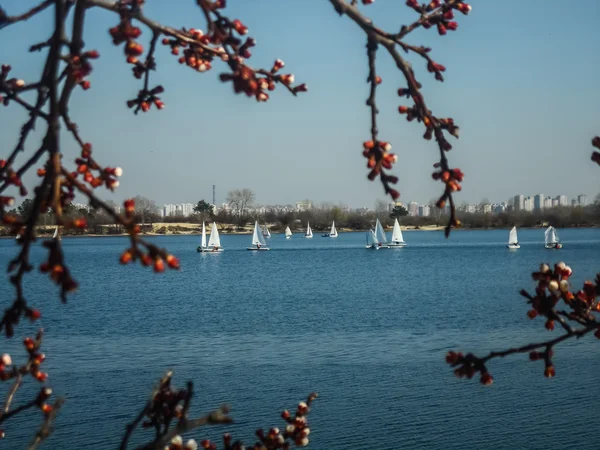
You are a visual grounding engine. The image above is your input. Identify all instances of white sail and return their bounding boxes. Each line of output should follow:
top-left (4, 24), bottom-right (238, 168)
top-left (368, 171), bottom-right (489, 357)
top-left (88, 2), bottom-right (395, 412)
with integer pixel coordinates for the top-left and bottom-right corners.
top-left (391, 219), bottom-right (404, 243)
top-left (263, 224), bottom-right (271, 238)
top-left (545, 226), bottom-right (558, 245)
top-left (285, 226), bottom-right (292, 237)
top-left (370, 229), bottom-right (379, 245)
top-left (329, 221), bottom-right (338, 237)
top-left (508, 226), bottom-right (518, 245)
top-left (201, 222), bottom-right (207, 248)
top-left (375, 219), bottom-right (387, 244)
top-left (252, 221), bottom-right (267, 246)
top-left (208, 222), bottom-right (221, 247)
top-left (305, 222), bottom-right (313, 238)
top-left (53, 226), bottom-right (59, 239)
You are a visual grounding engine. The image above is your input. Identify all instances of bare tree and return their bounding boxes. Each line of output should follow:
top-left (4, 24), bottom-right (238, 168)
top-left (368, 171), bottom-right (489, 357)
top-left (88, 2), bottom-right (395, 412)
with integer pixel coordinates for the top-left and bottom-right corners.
top-left (133, 195), bottom-right (159, 225)
top-left (226, 188), bottom-right (254, 217)
top-left (226, 189), bottom-right (241, 216)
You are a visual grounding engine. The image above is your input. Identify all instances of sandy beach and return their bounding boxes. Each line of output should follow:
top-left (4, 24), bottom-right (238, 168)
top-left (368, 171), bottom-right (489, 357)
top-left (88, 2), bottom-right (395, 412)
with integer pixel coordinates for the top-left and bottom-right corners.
top-left (0, 222), bottom-right (446, 238)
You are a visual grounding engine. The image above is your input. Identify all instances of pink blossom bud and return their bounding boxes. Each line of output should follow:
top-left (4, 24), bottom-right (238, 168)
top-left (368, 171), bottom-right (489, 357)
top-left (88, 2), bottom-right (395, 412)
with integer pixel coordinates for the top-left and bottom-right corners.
top-left (185, 439), bottom-right (198, 450)
top-left (296, 437), bottom-right (309, 447)
top-left (559, 280), bottom-right (569, 292)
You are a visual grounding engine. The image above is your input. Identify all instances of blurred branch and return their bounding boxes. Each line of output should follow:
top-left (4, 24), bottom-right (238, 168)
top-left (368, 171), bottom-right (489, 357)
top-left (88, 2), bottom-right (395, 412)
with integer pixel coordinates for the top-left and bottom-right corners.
top-left (0, 1), bottom-right (54, 30)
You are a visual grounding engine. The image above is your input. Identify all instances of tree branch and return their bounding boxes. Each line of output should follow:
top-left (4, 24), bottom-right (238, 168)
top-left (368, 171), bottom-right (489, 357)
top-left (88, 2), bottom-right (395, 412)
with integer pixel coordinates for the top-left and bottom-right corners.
top-left (0, 1), bottom-right (54, 30)
top-left (27, 398), bottom-right (65, 450)
top-left (329, 0), bottom-right (464, 232)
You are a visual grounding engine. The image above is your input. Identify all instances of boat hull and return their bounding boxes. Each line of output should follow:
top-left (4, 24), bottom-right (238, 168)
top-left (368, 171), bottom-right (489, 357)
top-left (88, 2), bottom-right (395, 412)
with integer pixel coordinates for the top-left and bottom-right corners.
top-left (285, 237), bottom-right (291, 240)
top-left (388, 242), bottom-right (407, 248)
top-left (545, 243), bottom-right (562, 249)
top-left (247, 247), bottom-right (270, 251)
top-left (366, 244), bottom-right (389, 249)
top-left (304, 236), bottom-right (313, 239)
top-left (507, 244), bottom-right (520, 249)
top-left (197, 247), bottom-right (224, 253)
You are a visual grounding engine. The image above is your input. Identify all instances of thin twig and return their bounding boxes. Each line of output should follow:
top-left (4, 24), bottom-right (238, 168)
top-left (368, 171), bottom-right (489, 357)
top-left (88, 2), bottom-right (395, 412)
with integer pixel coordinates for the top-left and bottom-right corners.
top-left (3, 374), bottom-right (23, 415)
top-left (27, 398), bottom-right (65, 450)
top-left (366, 38), bottom-right (378, 142)
top-left (0, 0), bottom-right (54, 30)
top-left (480, 323), bottom-right (598, 364)
top-left (136, 407), bottom-right (232, 450)
top-left (134, 30), bottom-right (159, 114)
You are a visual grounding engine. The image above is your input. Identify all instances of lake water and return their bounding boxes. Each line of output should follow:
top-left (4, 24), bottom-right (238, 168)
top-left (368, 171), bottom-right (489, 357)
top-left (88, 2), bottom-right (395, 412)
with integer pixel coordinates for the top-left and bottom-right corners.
top-left (1, 228), bottom-right (600, 449)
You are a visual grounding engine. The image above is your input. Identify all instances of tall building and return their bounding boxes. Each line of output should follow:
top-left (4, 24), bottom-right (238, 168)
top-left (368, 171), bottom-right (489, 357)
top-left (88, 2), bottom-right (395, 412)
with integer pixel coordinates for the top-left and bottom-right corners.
top-left (543, 197), bottom-right (553, 209)
top-left (493, 203), bottom-right (506, 214)
top-left (296, 200), bottom-right (312, 212)
top-left (513, 194), bottom-right (524, 211)
top-left (571, 199), bottom-right (578, 207)
top-left (558, 195), bottom-right (568, 207)
top-left (162, 203), bottom-right (195, 217)
top-left (523, 196), bottom-right (534, 212)
top-left (483, 204), bottom-right (492, 214)
top-left (407, 201), bottom-right (419, 216)
top-left (578, 194), bottom-right (587, 207)
top-left (181, 203), bottom-right (195, 217)
top-left (533, 194), bottom-right (544, 210)
top-left (163, 204), bottom-right (177, 217)
top-left (552, 198), bottom-right (559, 208)
top-left (418, 205), bottom-right (430, 217)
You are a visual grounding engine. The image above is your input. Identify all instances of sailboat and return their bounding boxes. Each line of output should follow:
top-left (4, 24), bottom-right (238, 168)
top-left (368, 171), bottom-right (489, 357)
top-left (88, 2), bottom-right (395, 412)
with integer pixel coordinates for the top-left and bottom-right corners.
top-left (365, 229), bottom-right (380, 250)
top-left (506, 226), bottom-right (520, 249)
top-left (285, 226), bottom-right (292, 240)
top-left (388, 219), bottom-right (406, 247)
top-left (322, 221), bottom-right (338, 238)
top-left (263, 224), bottom-right (271, 239)
top-left (373, 218), bottom-right (389, 248)
top-left (248, 220), bottom-right (270, 251)
top-left (206, 222), bottom-right (224, 252)
top-left (544, 226), bottom-right (562, 249)
top-left (197, 222), bottom-right (208, 252)
top-left (304, 222), bottom-right (313, 239)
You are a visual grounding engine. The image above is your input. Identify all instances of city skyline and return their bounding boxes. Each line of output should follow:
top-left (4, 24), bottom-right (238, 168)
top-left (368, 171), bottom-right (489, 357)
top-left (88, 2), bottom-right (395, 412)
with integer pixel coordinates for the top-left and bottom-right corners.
top-left (147, 184), bottom-right (596, 213)
top-left (2, 1), bottom-right (599, 209)
top-left (154, 191), bottom-right (593, 220)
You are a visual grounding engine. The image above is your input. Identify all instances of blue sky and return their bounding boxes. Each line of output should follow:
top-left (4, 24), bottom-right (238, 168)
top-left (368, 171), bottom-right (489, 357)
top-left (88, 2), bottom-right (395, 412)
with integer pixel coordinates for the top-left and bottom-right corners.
top-left (1, 0), bottom-right (599, 208)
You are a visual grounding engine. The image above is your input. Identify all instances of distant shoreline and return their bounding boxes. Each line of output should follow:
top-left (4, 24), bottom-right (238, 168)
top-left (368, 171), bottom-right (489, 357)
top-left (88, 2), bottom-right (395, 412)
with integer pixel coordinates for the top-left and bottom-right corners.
top-left (2, 223), bottom-right (598, 239)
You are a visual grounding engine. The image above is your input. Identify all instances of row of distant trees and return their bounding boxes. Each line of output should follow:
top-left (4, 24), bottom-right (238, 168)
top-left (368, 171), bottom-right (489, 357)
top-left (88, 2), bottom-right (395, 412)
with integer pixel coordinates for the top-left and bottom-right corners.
top-left (4, 190), bottom-right (600, 234)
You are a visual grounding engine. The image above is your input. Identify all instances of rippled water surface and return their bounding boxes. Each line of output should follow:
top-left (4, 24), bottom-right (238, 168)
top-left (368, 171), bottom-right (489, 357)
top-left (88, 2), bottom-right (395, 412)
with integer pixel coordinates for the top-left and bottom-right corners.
top-left (1, 228), bottom-right (600, 449)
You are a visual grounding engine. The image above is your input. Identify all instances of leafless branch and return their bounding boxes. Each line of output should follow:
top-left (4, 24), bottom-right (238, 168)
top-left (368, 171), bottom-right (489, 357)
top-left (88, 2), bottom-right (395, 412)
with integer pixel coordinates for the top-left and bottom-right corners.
top-left (448, 264), bottom-right (600, 384)
top-left (329, 0), bottom-right (467, 235)
top-left (0, 1), bottom-right (54, 30)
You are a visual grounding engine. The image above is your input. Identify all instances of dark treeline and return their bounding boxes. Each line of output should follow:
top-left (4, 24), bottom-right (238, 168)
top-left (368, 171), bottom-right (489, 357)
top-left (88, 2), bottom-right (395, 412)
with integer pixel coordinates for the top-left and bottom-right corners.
top-left (163, 203), bottom-right (600, 232)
